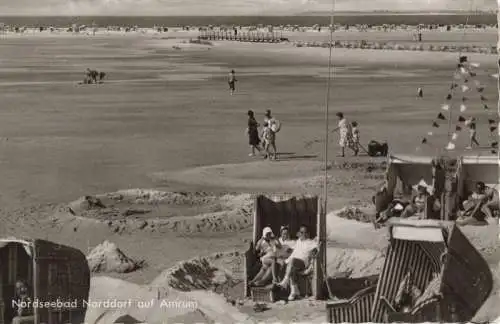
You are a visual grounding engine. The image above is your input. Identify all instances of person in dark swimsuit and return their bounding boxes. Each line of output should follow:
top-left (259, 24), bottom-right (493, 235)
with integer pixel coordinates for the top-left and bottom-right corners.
top-left (228, 69), bottom-right (237, 95)
top-left (247, 110), bottom-right (262, 157)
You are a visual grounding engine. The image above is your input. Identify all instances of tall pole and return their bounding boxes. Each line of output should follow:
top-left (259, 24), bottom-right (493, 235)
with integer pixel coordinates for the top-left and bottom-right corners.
top-left (323, 0), bottom-right (335, 214)
top-left (496, 2), bottom-right (499, 229)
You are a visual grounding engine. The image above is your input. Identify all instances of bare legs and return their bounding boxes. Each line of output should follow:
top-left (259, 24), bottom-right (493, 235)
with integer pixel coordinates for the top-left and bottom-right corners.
top-left (249, 145), bottom-right (261, 157)
top-left (277, 259), bottom-right (305, 300)
top-left (481, 200), bottom-right (500, 224)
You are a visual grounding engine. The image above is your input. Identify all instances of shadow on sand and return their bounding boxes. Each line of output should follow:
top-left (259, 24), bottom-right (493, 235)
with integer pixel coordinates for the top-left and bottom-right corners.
top-left (276, 153), bottom-right (318, 161)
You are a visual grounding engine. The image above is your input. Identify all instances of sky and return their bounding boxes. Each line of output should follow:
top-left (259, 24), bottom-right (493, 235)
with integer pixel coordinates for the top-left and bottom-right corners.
top-left (0, 0), bottom-right (496, 16)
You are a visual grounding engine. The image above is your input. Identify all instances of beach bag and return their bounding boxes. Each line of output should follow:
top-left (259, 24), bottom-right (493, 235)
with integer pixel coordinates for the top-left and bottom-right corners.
top-left (368, 140), bottom-right (388, 157)
top-left (270, 119), bottom-right (281, 133)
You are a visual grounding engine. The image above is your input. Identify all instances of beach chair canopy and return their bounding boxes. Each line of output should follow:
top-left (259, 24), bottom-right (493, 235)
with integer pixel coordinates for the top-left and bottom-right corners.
top-left (387, 154), bottom-right (499, 196)
top-left (252, 194), bottom-right (319, 242)
top-left (386, 155), bottom-right (434, 196)
top-left (459, 155), bottom-right (499, 194)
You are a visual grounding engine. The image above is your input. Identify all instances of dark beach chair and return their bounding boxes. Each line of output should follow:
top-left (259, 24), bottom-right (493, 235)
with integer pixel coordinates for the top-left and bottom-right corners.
top-left (243, 195), bottom-right (327, 302)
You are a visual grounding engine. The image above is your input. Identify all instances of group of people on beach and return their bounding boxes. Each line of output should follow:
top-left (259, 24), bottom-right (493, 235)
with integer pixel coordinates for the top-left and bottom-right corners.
top-left (332, 112), bottom-right (361, 157)
top-left (249, 224), bottom-right (318, 301)
top-left (246, 109), bottom-right (279, 160)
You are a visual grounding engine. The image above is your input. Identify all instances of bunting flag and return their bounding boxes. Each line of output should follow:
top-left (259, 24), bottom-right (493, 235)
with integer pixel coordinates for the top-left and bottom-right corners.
top-left (419, 55), bottom-right (496, 152)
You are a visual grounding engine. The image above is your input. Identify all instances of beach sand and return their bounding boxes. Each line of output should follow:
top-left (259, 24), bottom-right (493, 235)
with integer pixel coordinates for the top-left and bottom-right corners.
top-left (0, 30), bottom-right (497, 322)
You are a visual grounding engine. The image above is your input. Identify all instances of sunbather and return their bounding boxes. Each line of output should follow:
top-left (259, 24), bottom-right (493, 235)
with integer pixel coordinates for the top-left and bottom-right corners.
top-left (277, 225), bottom-right (318, 300)
top-left (271, 226), bottom-right (296, 283)
top-left (458, 182), bottom-right (499, 225)
top-left (249, 227), bottom-right (281, 286)
top-left (400, 185), bottom-right (429, 218)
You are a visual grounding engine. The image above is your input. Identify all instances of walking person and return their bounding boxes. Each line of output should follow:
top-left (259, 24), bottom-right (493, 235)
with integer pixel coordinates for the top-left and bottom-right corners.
top-left (466, 117), bottom-right (480, 149)
top-left (261, 122), bottom-right (276, 160)
top-left (246, 110), bottom-right (262, 157)
top-left (351, 121), bottom-right (360, 156)
top-left (417, 87), bottom-right (423, 98)
top-left (228, 69), bottom-right (237, 95)
top-left (332, 112), bottom-right (356, 157)
top-left (263, 109), bottom-right (279, 160)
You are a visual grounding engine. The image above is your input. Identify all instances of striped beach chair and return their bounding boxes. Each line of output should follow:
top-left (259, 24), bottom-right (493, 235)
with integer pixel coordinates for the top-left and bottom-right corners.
top-left (326, 218), bottom-right (493, 323)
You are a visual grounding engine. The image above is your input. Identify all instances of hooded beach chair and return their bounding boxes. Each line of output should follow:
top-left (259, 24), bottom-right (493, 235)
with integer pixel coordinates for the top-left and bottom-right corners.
top-left (326, 218), bottom-right (493, 323)
top-left (243, 194), bottom-right (327, 302)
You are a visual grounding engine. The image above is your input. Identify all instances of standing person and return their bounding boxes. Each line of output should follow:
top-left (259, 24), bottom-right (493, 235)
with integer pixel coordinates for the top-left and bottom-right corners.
top-left (228, 69), bottom-right (237, 95)
top-left (246, 110), bottom-right (262, 157)
top-left (466, 117), bottom-right (480, 149)
top-left (417, 87), bottom-right (423, 98)
top-left (351, 121), bottom-right (360, 156)
top-left (261, 122), bottom-right (277, 160)
top-left (264, 109), bottom-right (279, 160)
top-left (332, 112), bottom-right (356, 157)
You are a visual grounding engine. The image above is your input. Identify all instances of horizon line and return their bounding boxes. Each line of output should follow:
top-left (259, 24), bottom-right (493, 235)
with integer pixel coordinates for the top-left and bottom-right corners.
top-left (0, 10), bottom-right (496, 18)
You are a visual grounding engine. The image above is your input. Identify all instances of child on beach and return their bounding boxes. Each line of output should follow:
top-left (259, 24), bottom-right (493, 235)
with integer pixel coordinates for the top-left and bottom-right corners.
top-left (466, 117), bottom-right (480, 149)
top-left (352, 121), bottom-right (360, 156)
top-left (261, 122), bottom-right (276, 160)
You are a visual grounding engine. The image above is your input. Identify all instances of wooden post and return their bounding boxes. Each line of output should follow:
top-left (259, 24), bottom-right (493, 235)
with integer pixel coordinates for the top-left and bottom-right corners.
top-left (313, 197), bottom-right (327, 300)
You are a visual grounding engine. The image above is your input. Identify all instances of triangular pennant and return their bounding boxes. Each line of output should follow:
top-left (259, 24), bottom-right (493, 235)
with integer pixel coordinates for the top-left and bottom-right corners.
top-left (460, 104), bottom-right (467, 112)
top-left (491, 142), bottom-right (498, 149)
top-left (458, 116), bottom-right (466, 122)
top-left (490, 126), bottom-right (497, 132)
top-left (452, 133), bottom-right (458, 140)
top-left (446, 142), bottom-right (456, 150)
top-left (441, 104), bottom-right (450, 111)
top-left (437, 113), bottom-right (446, 120)
top-left (480, 95), bottom-right (487, 101)
top-left (446, 94), bottom-right (452, 100)
top-left (461, 85), bottom-right (469, 92)
top-left (421, 138), bottom-right (428, 144)
top-left (488, 119), bottom-right (496, 124)
top-left (432, 121), bottom-right (439, 128)
top-left (455, 125), bottom-right (462, 131)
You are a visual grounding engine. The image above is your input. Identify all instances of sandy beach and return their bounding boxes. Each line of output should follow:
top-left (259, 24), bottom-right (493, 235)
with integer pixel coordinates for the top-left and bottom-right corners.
top-left (0, 28), bottom-right (498, 323)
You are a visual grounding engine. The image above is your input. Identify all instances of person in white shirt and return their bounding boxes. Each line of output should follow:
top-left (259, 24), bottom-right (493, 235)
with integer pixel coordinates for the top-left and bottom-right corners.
top-left (263, 110), bottom-right (278, 160)
top-left (277, 225), bottom-right (318, 300)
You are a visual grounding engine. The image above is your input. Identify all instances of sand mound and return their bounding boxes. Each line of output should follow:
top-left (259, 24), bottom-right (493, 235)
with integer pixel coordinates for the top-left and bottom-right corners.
top-left (152, 252), bottom-right (243, 292)
top-left (326, 247), bottom-right (384, 278)
top-left (87, 241), bottom-right (144, 273)
top-left (334, 206), bottom-right (374, 223)
top-left (64, 190), bottom-right (254, 234)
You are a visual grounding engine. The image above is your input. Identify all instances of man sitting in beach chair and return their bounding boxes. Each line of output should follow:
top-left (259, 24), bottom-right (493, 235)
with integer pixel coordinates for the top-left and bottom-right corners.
top-left (457, 181), bottom-right (499, 226)
top-left (277, 225), bottom-right (318, 301)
